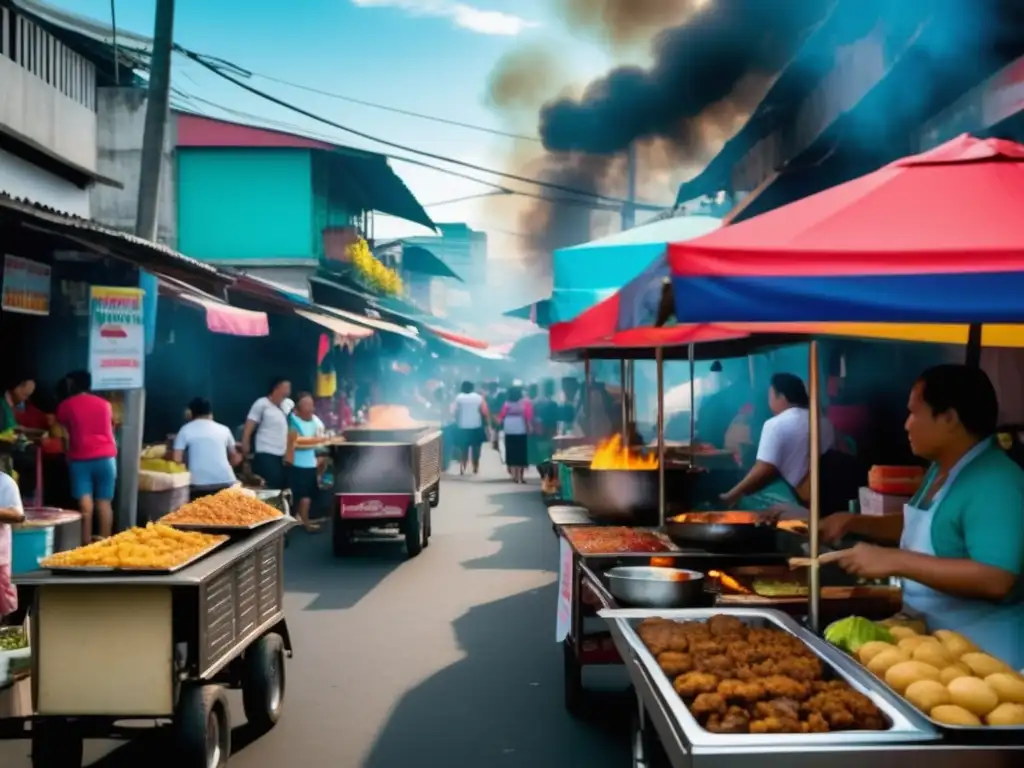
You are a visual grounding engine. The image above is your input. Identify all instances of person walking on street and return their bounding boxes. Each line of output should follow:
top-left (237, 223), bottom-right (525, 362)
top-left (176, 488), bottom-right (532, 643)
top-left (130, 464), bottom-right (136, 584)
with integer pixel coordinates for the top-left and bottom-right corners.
top-left (452, 381), bottom-right (489, 475)
top-left (498, 385), bottom-right (532, 484)
top-left (241, 377), bottom-right (293, 490)
top-left (286, 393), bottom-right (329, 532)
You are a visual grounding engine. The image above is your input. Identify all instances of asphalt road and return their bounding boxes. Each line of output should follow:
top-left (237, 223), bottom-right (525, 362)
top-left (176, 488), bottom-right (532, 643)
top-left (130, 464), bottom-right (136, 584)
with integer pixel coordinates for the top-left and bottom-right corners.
top-left (2, 453), bottom-right (631, 767)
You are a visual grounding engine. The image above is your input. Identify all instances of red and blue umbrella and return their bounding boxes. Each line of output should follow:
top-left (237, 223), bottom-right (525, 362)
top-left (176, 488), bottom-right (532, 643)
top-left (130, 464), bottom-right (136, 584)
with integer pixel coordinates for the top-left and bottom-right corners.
top-left (667, 134), bottom-right (1024, 324)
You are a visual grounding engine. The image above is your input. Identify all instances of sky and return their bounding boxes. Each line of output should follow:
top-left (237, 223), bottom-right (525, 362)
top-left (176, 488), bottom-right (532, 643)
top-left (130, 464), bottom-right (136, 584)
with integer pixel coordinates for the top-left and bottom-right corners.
top-left (50, 0), bottom-right (631, 260)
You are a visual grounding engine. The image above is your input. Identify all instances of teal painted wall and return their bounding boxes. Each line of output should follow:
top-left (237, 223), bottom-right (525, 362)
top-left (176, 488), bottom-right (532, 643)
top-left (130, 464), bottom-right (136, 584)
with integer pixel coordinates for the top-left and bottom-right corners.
top-left (177, 148), bottom-right (315, 261)
top-left (310, 155), bottom-right (358, 260)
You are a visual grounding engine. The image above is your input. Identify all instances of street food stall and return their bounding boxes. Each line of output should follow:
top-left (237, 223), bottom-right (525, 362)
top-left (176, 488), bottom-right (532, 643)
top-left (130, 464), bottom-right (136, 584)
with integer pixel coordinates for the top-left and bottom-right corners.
top-left (0, 488), bottom-right (295, 768)
top-left (329, 405), bottom-right (442, 558)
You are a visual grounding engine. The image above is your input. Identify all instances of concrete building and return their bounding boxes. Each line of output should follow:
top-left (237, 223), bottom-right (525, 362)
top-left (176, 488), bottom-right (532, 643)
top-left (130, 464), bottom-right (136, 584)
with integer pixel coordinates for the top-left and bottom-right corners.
top-left (0, 2), bottom-right (122, 214)
top-left (402, 223), bottom-right (487, 316)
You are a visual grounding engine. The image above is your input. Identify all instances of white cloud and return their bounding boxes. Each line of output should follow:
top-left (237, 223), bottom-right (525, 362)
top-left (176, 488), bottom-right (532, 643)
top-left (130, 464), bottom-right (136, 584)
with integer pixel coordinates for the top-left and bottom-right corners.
top-left (351, 0), bottom-right (538, 36)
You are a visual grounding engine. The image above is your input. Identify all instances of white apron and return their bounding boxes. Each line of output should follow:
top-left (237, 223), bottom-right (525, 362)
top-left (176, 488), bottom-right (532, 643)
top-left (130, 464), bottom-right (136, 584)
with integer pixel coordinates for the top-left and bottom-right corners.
top-left (900, 440), bottom-right (1024, 670)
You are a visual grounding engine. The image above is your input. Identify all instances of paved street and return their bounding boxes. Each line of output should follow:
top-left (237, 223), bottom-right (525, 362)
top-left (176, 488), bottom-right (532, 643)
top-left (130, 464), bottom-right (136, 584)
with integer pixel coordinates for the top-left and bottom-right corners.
top-left (2, 452), bottom-right (630, 767)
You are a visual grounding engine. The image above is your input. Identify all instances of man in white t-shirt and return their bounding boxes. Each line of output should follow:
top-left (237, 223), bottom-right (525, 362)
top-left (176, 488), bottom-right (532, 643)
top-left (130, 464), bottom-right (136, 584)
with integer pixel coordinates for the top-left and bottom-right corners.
top-left (173, 398), bottom-right (242, 497)
top-left (241, 378), bottom-right (292, 490)
top-left (0, 471), bottom-right (25, 618)
top-left (720, 372), bottom-right (834, 511)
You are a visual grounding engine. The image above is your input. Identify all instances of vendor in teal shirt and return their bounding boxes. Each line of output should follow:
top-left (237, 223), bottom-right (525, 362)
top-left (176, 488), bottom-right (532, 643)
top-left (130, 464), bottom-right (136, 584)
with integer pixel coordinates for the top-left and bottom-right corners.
top-left (823, 364), bottom-right (1024, 669)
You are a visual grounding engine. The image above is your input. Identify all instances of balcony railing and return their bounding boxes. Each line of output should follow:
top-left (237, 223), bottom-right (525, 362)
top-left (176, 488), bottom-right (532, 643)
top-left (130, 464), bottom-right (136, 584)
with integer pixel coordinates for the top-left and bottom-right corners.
top-left (0, 6), bottom-right (96, 111)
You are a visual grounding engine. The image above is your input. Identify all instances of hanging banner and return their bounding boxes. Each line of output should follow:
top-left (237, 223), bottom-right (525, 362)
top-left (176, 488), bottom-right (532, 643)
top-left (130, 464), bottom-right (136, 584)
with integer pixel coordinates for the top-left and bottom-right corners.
top-left (2, 254), bottom-right (51, 315)
top-left (88, 286), bottom-right (145, 390)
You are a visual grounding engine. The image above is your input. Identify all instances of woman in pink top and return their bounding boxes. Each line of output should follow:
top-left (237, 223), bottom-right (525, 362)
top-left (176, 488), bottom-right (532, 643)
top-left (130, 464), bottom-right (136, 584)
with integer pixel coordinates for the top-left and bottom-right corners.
top-left (498, 385), bottom-right (533, 484)
top-left (56, 371), bottom-right (118, 541)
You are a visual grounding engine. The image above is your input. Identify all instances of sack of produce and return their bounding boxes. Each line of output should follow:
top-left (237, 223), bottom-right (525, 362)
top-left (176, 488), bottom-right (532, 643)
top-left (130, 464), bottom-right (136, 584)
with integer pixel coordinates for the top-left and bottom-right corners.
top-left (138, 468), bottom-right (191, 492)
top-left (824, 615), bottom-right (895, 653)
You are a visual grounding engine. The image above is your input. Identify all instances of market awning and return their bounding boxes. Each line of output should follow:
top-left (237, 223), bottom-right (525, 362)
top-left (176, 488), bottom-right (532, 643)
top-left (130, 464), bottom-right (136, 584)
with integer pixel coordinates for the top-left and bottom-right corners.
top-left (159, 277), bottom-right (269, 337)
top-left (435, 337), bottom-right (507, 360)
top-left (399, 245), bottom-right (462, 280)
top-left (295, 309), bottom-right (373, 340)
top-left (669, 134), bottom-right (1024, 324)
top-left (324, 150), bottom-right (436, 231)
top-left (503, 298), bottom-right (553, 328)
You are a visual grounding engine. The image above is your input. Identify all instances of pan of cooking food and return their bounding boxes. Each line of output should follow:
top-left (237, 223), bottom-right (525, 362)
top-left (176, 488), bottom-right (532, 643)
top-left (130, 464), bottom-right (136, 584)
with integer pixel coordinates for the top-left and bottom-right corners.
top-left (570, 466), bottom-right (698, 525)
top-left (598, 608), bottom-right (938, 748)
top-left (605, 566), bottom-right (706, 608)
top-left (665, 511), bottom-right (777, 551)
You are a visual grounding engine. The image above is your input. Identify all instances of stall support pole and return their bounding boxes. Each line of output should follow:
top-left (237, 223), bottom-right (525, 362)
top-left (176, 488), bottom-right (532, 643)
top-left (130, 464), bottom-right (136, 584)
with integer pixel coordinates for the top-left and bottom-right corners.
top-left (808, 340), bottom-right (822, 633)
top-left (584, 355), bottom-right (592, 437)
top-left (688, 344), bottom-right (696, 448)
top-left (620, 359), bottom-right (628, 436)
top-left (656, 347), bottom-right (666, 526)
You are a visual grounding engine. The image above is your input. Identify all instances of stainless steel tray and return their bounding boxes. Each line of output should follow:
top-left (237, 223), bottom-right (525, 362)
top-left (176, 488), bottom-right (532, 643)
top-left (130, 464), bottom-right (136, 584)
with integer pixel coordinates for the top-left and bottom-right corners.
top-left (43, 537), bottom-right (229, 575)
top-left (599, 607), bottom-right (940, 749)
top-left (825, 648), bottom-right (1024, 743)
top-left (160, 515), bottom-right (283, 533)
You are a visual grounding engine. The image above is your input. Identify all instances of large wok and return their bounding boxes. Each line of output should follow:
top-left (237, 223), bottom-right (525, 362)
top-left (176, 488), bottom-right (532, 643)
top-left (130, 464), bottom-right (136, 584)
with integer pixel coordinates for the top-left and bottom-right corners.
top-left (665, 511), bottom-right (777, 551)
top-left (570, 465), bottom-right (697, 525)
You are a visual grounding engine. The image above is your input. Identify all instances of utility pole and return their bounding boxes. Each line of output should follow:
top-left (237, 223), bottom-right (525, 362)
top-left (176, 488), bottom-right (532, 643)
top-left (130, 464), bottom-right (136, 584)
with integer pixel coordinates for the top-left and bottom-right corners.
top-left (621, 142), bottom-right (637, 231)
top-left (115, 0), bottom-right (175, 531)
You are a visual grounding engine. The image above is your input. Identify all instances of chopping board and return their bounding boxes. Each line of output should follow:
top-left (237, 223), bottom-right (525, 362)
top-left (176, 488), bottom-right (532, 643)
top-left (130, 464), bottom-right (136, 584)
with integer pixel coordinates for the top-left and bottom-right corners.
top-left (717, 586), bottom-right (902, 620)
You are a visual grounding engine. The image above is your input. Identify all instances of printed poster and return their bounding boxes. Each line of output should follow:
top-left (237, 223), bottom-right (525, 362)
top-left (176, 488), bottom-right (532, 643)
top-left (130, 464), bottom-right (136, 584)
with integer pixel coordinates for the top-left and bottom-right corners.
top-left (556, 535), bottom-right (574, 642)
top-left (2, 254), bottom-right (51, 315)
top-left (88, 286), bottom-right (145, 390)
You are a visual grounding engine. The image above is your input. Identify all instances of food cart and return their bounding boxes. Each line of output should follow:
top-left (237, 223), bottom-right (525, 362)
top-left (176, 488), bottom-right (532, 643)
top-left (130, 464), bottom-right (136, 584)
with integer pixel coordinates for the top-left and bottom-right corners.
top-left (0, 493), bottom-right (295, 768)
top-left (329, 421), bottom-right (442, 558)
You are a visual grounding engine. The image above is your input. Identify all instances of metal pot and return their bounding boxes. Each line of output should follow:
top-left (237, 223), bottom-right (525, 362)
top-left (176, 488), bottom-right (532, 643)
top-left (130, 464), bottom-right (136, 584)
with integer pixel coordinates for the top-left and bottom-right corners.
top-left (570, 466), bottom-right (696, 525)
top-left (665, 511), bottom-right (777, 551)
top-left (606, 566), bottom-right (705, 608)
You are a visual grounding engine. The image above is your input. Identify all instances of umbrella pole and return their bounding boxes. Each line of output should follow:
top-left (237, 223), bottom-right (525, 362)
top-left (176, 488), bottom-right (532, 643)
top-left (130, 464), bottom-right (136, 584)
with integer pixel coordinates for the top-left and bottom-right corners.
top-left (966, 323), bottom-right (982, 368)
top-left (584, 354), bottom-right (592, 437)
top-left (657, 347), bottom-right (666, 526)
top-left (620, 359), bottom-right (628, 437)
top-left (688, 344), bottom-right (696, 448)
top-left (808, 340), bottom-right (822, 634)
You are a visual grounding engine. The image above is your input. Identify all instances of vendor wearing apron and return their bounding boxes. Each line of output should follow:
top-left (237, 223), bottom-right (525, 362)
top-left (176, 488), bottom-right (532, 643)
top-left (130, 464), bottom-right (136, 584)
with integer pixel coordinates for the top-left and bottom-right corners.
top-left (173, 398), bottom-right (242, 500)
top-left (0, 470), bottom-right (25, 620)
top-left (825, 365), bottom-right (1024, 670)
top-left (719, 373), bottom-right (835, 512)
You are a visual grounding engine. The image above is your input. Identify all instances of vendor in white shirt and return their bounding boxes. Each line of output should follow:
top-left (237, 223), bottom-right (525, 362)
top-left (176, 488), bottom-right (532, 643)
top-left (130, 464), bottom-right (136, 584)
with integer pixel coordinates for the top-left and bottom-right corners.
top-left (241, 378), bottom-right (293, 490)
top-left (719, 372), bottom-right (834, 512)
top-left (0, 471), bottom-right (25, 620)
top-left (173, 398), bottom-right (242, 500)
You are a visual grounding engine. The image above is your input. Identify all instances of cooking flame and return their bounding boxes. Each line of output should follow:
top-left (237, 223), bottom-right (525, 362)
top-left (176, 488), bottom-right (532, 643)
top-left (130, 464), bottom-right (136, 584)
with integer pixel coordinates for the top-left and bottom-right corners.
top-left (363, 405), bottom-right (423, 429)
top-left (649, 556), bottom-right (675, 568)
top-left (590, 434), bottom-right (658, 470)
top-left (709, 569), bottom-right (750, 594)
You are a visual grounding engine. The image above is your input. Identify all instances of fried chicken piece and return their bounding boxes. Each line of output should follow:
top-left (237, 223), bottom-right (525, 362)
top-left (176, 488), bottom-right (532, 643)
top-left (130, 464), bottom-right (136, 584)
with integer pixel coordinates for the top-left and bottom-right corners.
top-left (706, 706), bottom-right (751, 734)
top-left (638, 621), bottom-right (675, 655)
top-left (805, 712), bottom-right (830, 733)
top-left (691, 692), bottom-right (727, 717)
top-left (707, 614), bottom-right (747, 638)
top-left (762, 675), bottom-right (811, 701)
top-left (811, 680), bottom-right (848, 694)
top-left (754, 698), bottom-right (802, 722)
top-left (676, 621), bottom-right (711, 636)
top-left (772, 656), bottom-right (823, 682)
top-left (688, 638), bottom-right (726, 655)
top-left (674, 671), bottom-right (719, 698)
top-left (728, 642), bottom-right (772, 665)
top-left (803, 688), bottom-right (885, 731)
top-left (750, 716), bottom-right (803, 734)
top-left (694, 653), bottom-right (735, 677)
top-left (717, 678), bottom-right (766, 704)
top-left (657, 651), bottom-right (693, 676)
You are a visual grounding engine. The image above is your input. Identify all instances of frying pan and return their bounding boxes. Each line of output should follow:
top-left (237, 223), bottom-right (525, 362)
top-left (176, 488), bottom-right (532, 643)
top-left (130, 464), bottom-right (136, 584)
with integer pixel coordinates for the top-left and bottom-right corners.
top-left (665, 511), bottom-right (777, 551)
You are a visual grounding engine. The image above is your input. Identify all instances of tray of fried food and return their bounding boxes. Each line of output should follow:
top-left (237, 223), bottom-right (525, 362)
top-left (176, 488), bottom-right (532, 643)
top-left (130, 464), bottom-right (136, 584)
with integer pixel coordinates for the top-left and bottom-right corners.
top-left (160, 488), bottom-right (285, 531)
top-left (599, 608), bottom-right (937, 746)
top-left (41, 523), bottom-right (228, 573)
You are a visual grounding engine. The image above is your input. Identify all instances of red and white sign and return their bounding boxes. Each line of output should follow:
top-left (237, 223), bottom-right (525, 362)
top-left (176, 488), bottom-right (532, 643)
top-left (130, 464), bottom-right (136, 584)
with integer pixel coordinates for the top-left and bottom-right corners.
top-left (555, 536), bottom-right (574, 642)
top-left (338, 493), bottom-right (410, 519)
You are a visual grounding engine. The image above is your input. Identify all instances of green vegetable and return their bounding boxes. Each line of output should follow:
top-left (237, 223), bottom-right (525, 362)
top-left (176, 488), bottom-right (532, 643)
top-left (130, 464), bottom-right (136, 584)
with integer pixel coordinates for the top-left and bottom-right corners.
top-left (824, 616), bottom-right (894, 653)
top-left (0, 628), bottom-right (27, 651)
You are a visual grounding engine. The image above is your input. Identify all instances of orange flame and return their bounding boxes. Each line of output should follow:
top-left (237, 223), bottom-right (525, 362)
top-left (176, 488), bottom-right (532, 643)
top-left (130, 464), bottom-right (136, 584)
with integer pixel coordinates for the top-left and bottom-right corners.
top-left (364, 405), bottom-right (422, 429)
top-left (590, 434), bottom-right (658, 470)
top-left (649, 556), bottom-right (675, 568)
top-left (709, 569), bottom-right (750, 594)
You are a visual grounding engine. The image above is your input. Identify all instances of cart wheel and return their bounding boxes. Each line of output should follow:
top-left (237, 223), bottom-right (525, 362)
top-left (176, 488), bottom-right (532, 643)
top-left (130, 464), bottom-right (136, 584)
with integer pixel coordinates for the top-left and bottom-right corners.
top-left (403, 503), bottom-right (423, 558)
top-left (332, 520), bottom-right (353, 557)
top-left (175, 684), bottom-right (231, 768)
top-left (31, 719), bottom-right (83, 768)
top-left (563, 640), bottom-right (584, 716)
top-left (242, 633), bottom-right (286, 734)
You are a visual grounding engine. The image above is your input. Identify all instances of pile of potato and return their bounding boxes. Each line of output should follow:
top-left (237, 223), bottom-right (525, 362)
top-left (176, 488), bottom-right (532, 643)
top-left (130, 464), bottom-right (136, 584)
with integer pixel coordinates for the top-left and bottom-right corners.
top-left (856, 620), bottom-right (1024, 727)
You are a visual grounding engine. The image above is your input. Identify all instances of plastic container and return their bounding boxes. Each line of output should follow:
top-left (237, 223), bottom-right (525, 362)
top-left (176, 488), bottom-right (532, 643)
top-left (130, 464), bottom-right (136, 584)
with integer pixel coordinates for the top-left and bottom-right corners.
top-left (11, 525), bottom-right (54, 574)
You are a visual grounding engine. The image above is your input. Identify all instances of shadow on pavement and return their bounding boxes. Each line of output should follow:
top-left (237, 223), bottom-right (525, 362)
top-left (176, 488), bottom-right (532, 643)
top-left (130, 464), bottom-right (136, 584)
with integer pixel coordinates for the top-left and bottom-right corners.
top-left (362, 584), bottom-right (631, 768)
top-left (281, 524), bottom-right (405, 612)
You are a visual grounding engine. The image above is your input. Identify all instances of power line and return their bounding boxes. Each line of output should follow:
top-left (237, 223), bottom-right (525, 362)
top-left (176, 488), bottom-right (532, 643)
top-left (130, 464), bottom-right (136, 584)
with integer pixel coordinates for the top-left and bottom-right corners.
top-left (176, 47), bottom-right (665, 211)
top-left (245, 69), bottom-right (542, 144)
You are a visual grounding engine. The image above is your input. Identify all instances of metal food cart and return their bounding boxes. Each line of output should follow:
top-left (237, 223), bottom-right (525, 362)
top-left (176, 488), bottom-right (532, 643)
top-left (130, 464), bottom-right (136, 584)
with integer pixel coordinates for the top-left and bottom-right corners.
top-left (2, 518), bottom-right (295, 768)
top-left (330, 426), bottom-right (443, 558)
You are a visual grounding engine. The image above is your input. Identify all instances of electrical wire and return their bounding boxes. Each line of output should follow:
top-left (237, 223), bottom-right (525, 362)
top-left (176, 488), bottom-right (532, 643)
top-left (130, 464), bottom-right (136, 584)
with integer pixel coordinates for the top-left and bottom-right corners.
top-left (176, 47), bottom-right (664, 210)
top-left (247, 70), bottom-right (542, 144)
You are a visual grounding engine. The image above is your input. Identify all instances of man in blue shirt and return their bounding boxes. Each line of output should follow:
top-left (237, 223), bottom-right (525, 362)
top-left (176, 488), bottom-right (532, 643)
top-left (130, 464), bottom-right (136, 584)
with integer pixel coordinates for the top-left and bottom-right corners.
top-left (823, 365), bottom-right (1024, 668)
